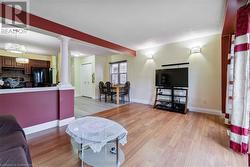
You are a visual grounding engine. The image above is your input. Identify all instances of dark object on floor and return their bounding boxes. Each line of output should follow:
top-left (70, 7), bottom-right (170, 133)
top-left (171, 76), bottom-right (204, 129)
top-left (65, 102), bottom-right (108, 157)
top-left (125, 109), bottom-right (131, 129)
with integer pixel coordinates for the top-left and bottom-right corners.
top-left (0, 115), bottom-right (32, 167)
top-left (110, 147), bottom-right (117, 154)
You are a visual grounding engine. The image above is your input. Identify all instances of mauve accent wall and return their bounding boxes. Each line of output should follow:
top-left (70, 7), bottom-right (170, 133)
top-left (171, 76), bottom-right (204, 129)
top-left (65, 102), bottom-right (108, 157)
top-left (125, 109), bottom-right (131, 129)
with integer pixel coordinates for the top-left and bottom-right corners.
top-left (59, 89), bottom-right (74, 120)
top-left (0, 89), bottom-right (74, 128)
top-left (0, 91), bottom-right (58, 128)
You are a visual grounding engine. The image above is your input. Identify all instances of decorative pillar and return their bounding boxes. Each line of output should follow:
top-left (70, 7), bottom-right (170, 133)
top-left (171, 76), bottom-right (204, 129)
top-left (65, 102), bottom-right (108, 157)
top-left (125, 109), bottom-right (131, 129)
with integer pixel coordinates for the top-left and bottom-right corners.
top-left (60, 36), bottom-right (71, 87)
top-left (58, 36), bottom-right (75, 126)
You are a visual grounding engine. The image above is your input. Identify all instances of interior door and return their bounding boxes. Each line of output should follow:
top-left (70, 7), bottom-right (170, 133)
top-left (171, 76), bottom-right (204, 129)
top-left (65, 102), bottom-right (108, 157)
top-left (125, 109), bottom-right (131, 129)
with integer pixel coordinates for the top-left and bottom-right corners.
top-left (80, 63), bottom-right (93, 98)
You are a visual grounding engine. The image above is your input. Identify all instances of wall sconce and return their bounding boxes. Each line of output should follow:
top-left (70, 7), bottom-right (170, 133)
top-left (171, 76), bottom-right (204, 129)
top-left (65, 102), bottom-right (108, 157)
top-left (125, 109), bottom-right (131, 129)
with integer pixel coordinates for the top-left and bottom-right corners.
top-left (190, 46), bottom-right (201, 54)
top-left (147, 54), bottom-right (154, 59)
top-left (145, 51), bottom-right (154, 60)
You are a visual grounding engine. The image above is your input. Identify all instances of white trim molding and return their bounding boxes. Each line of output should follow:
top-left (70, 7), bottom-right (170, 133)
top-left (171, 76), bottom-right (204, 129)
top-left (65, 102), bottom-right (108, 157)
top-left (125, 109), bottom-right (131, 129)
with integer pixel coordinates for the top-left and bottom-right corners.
top-left (23, 117), bottom-right (75, 135)
top-left (188, 107), bottom-right (222, 116)
top-left (58, 117), bottom-right (75, 127)
top-left (0, 86), bottom-right (58, 95)
top-left (57, 85), bottom-right (75, 90)
top-left (131, 98), bottom-right (152, 105)
top-left (23, 120), bottom-right (58, 135)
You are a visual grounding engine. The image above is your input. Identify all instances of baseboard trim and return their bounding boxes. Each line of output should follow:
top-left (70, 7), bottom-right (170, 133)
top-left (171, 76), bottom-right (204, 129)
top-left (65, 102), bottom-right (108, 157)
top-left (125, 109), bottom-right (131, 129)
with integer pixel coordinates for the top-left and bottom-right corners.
top-left (23, 117), bottom-right (75, 135)
top-left (23, 120), bottom-right (58, 135)
top-left (74, 94), bottom-right (82, 97)
top-left (131, 98), bottom-right (151, 105)
top-left (131, 99), bottom-right (222, 116)
top-left (188, 107), bottom-right (222, 116)
top-left (58, 117), bottom-right (75, 127)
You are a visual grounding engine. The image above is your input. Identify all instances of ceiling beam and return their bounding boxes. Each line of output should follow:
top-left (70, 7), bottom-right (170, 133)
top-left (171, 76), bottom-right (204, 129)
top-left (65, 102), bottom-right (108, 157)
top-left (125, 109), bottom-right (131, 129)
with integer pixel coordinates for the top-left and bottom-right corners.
top-left (0, 3), bottom-right (136, 56)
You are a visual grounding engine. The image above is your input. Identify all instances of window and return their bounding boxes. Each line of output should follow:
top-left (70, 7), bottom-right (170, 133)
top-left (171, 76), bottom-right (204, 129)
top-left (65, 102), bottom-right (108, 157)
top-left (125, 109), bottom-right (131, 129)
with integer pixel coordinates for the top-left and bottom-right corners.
top-left (110, 61), bottom-right (127, 85)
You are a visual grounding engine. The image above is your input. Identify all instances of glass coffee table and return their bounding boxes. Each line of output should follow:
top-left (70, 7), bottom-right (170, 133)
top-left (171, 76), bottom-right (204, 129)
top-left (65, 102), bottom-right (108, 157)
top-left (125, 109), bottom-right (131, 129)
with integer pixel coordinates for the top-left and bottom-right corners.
top-left (66, 116), bottom-right (128, 167)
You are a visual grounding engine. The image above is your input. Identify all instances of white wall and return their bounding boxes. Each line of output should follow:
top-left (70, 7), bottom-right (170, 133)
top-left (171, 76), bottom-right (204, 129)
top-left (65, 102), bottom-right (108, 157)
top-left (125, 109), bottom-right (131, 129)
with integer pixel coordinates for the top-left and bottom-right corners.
top-left (71, 55), bottom-right (95, 98)
top-left (106, 34), bottom-right (221, 114)
top-left (95, 55), bottom-right (109, 99)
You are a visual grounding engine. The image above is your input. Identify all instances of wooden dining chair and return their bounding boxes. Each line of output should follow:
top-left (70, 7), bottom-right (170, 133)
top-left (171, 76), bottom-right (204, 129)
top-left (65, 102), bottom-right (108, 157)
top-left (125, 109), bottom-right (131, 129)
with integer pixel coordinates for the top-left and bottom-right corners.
top-left (99, 81), bottom-right (106, 101)
top-left (120, 81), bottom-right (130, 102)
top-left (105, 81), bottom-right (116, 102)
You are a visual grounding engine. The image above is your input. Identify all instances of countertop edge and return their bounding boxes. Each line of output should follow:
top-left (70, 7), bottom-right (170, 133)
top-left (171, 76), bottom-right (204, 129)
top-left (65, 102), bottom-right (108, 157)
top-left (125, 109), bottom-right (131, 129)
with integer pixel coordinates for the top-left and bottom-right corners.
top-left (0, 87), bottom-right (59, 95)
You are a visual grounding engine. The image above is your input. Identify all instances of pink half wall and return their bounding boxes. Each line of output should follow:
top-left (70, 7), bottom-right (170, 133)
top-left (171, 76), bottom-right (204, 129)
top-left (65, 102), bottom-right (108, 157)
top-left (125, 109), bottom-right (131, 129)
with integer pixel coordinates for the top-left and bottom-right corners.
top-left (0, 88), bottom-right (74, 128)
top-left (59, 89), bottom-right (74, 120)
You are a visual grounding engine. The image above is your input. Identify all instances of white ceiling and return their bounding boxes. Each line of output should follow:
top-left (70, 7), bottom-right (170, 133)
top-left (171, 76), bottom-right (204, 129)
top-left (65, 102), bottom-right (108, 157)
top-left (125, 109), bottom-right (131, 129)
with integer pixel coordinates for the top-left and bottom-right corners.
top-left (0, 31), bottom-right (59, 55)
top-left (29, 0), bottom-right (226, 50)
top-left (0, 30), bottom-right (115, 56)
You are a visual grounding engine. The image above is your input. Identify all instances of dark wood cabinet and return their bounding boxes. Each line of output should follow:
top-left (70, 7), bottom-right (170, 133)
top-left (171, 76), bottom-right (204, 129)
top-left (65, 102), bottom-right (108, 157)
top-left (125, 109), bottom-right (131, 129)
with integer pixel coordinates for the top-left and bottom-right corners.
top-left (15, 61), bottom-right (25, 68)
top-left (30, 60), bottom-right (50, 68)
top-left (2, 57), bottom-right (14, 67)
top-left (24, 63), bottom-right (31, 75)
top-left (0, 56), bottom-right (50, 75)
top-left (0, 57), bottom-right (2, 74)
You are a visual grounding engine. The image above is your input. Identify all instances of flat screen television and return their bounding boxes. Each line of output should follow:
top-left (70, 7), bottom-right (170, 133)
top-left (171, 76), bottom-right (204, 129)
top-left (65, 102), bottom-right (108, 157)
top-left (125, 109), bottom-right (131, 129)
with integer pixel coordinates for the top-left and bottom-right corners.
top-left (32, 68), bottom-right (51, 87)
top-left (155, 68), bottom-right (188, 87)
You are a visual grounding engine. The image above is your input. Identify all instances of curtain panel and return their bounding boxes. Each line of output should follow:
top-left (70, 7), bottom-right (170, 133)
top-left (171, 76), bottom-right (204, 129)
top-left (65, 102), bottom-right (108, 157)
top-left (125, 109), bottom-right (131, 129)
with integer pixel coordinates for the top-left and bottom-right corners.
top-left (225, 4), bottom-right (250, 154)
top-left (225, 35), bottom-right (235, 125)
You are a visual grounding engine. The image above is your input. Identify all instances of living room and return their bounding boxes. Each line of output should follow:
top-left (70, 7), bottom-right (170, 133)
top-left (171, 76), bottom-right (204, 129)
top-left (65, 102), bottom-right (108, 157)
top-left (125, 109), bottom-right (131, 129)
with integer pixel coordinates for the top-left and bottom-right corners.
top-left (0, 0), bottom-right (249, 167)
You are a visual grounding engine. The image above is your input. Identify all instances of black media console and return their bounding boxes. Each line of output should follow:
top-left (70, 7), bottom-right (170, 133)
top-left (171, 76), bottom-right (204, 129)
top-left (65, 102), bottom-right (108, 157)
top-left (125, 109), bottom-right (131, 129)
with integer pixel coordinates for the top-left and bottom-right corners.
top-left (153, 87), bottom-right (188, 114)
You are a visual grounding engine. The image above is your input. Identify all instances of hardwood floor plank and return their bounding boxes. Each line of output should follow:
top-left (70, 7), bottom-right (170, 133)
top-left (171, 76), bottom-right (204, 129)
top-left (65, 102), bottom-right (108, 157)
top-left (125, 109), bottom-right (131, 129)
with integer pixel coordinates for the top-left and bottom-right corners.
top-left (27, 103), bottom-right (247, 167)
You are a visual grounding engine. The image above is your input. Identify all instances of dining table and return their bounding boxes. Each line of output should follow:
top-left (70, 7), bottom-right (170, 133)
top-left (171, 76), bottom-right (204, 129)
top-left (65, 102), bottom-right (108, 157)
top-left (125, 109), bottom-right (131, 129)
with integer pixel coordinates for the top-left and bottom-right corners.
top-left (112, 84), bottom-right (125, 105)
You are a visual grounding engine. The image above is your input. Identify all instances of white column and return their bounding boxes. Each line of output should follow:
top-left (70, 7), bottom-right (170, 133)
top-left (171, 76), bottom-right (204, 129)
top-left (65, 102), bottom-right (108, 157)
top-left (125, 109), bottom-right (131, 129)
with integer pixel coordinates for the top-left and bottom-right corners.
top-left (59, 36), bottom-right (71, 88)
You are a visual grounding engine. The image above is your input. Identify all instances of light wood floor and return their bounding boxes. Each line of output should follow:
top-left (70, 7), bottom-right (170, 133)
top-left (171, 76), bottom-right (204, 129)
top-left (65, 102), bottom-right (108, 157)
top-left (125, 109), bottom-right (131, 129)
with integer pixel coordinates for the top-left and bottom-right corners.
top-left (27, 103), bottom-right (247, 167)
top-left (74, 96), bottom-right (127, 117)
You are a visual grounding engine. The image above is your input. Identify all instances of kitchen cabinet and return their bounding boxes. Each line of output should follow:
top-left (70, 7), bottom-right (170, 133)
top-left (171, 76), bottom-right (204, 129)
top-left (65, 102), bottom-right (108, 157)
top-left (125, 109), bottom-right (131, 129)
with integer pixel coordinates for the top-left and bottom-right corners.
top-left (31, 60), bottom-right (50, 68)
top-left (0, 56), bottom-right (50, 74)
top-left (15, 61), bottom-right (25, 68)
top-left (24, 63), bottom-right (31, 74)
top-left (2, 57), bottom-right (14, 67)
top-left (0, 57), bottom-right (2, 74)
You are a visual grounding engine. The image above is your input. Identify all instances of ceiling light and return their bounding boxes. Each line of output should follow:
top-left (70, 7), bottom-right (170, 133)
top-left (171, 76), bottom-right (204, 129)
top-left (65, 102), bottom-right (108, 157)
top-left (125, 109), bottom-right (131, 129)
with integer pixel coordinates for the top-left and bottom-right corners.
top-left (190, 46), bottom-right (201, 54)
top-left (9, 50), bottom-right (23, 54)
top-left (71, 51), bottom-right (86, 57)
top-left (5, 43), bottom-right (26, 54)
top-left (4, 43), bottom-right (29, 64)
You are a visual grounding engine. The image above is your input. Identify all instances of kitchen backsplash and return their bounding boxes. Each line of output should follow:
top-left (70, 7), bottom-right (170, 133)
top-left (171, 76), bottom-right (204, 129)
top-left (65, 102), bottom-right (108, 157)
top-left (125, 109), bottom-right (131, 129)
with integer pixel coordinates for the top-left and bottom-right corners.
top-left (0, 69), bottom-right (31, 81)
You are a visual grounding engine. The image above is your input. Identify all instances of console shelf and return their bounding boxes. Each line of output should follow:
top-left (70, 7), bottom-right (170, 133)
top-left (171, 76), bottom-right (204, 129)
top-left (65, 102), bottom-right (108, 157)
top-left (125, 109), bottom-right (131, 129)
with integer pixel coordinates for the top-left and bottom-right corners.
top-left (153, 87), bottom-right (188, 114)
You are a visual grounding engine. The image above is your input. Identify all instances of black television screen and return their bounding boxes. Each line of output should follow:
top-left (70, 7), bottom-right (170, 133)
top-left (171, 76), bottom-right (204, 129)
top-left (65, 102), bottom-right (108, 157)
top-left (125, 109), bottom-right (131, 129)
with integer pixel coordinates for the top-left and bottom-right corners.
top-left (156, 68), bottom-right (188, 87)
top-left (32, 68), bottom-right (50, 86)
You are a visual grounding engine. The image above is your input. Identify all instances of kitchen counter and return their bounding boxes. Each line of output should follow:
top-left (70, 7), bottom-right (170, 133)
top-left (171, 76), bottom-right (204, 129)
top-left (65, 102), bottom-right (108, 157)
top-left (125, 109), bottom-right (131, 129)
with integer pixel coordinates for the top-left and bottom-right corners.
top-left (0, 86), bottom-right (59, 95)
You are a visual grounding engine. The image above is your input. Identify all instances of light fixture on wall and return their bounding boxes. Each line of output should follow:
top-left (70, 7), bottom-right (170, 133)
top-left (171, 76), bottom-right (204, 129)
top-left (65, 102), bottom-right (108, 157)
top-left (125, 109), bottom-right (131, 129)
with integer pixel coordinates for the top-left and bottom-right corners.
top-left (16, 57), bottom-right (29, 64)
top-left (147, 54), bottom-right (153, 59)
top-left (190, 46), bottom-right (201, 54)
top-left (145, 51), bottom-right (155, 60)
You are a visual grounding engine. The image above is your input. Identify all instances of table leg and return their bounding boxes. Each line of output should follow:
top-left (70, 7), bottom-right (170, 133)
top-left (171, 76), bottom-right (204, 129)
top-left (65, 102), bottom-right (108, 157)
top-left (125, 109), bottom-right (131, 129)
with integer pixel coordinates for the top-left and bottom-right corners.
top-left (80, 144), bottom-right (84, 167)
top-left (116, 138), bottom-right (119, 167)
top-left (116, 87), bottom-right (120, 104)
